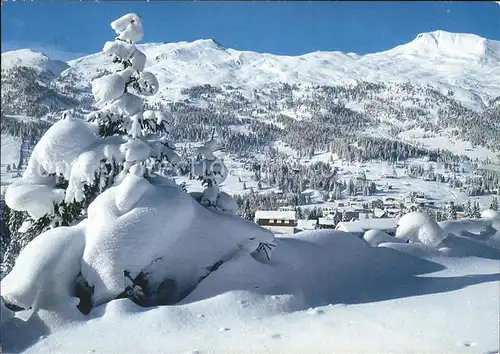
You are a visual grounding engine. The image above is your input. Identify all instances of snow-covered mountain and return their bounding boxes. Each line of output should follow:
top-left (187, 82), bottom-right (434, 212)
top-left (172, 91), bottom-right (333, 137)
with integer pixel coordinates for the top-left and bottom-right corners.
top-left (1, 30), bottom-right (499, 156)
top-left (55, 30), bottom-right (499, 109)
top-left (3, 30), bottom-right (498, 109)
top-left (1, 49), bottom-right (69, 77)
top-left (1, 16), bottom-right (500, 353)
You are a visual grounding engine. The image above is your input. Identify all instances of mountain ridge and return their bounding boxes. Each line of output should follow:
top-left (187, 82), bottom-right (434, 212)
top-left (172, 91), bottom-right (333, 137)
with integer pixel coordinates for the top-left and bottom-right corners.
top-left (1, 49), bottom-right (69, 76)
top-left (1, 30), bottom-right (499, 125)
top-left (3, 30), bottom-right (498, 63)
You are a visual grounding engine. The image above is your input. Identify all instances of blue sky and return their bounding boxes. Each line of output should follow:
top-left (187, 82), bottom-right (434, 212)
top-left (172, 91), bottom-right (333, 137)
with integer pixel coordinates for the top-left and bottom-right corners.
top-left (2, 1), bottom-right (499, 61)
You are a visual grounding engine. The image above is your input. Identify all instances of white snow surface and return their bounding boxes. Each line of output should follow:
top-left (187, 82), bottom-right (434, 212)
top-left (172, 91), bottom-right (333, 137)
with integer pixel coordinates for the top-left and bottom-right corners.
top-left (254, 210), bottom-right (296, 221)
top-left (0, 134), bottom-right (21, 168)
top-left (396, 212), bottom-right (447, 247)
top-left (1, 222), bottom-right (87, 314)
top-left (2, 227), bottom-right (499, 353)
top-left (363, 229), bottom-right (403, 247)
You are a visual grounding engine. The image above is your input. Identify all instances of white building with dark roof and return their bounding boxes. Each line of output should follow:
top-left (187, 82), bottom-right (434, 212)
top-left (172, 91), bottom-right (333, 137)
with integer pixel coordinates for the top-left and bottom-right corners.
top-left (254, 210), bottom-right (298, 235)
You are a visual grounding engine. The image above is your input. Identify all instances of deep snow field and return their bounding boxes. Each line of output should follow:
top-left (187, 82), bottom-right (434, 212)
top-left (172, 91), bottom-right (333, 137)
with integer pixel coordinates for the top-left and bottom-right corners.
top-left (2, 229), bottom-right (499, 353)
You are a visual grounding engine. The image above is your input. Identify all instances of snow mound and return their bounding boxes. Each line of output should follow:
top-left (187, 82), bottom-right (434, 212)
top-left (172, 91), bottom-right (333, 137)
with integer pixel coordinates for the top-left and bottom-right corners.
top-left (2, 226), bottom-right (500, 353)
top-left (481, 209), bottom-right (500, 221)
top-left (2, 171), bottom-right (275, 316)
top-left (439, 218), bottom-right (492, 238)
top-left (1, 49), bottom-right (69, 75)
top-left (395, 212), bottom-right (446, 247)
top-left (82, 173), bottom-right (275, 306)
top-left (363, 229), bottom-right (403, 247)
top-left (480, 209), bottom-right (500, 248)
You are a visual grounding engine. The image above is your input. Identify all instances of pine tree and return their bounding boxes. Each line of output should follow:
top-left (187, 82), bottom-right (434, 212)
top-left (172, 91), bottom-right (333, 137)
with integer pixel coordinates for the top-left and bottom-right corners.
top-left (448, 202), bottom-right (458, 220)
top-left (296, 207), bottom-right (304, 220)
top-left (465, 200), bottom-right (473, 217)
top-left (348, 178), bottom-right (355, 196)
top-left (192, 132), bottom-right (235, 214)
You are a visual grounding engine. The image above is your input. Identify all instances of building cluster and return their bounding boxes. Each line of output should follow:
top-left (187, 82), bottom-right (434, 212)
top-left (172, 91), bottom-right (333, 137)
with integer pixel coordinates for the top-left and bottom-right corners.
top-left (252, 187), bottom-right (461, 238)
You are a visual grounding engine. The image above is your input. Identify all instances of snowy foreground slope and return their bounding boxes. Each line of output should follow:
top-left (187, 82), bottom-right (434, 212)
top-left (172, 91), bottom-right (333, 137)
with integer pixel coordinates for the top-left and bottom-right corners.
top-left (2, 225), bottom-right (499, 353)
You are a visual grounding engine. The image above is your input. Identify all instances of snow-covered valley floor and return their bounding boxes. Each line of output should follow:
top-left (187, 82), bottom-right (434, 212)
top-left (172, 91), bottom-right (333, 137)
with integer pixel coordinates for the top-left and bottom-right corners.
top-left (3, 230), bottom-right (499, 353)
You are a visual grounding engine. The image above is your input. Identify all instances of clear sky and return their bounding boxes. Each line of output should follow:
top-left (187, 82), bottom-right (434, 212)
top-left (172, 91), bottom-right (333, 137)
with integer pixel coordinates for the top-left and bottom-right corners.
top-left (2, 1), bottom-right (499, 61)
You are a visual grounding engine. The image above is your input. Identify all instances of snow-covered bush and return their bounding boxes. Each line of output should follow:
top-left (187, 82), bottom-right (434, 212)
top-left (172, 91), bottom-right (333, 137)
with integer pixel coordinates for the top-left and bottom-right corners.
top-left (1, 13), bottom-right (276, 319)
top-left (2, 13), bottom-right (179, 276)
top-left (480, 209), bottom-right (500, 247)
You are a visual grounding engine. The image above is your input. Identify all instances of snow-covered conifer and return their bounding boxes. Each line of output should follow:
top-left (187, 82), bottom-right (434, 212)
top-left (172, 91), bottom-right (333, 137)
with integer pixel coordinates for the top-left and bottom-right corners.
top-left (2, 13), bottom-right (179, 276)
top-left (2, 14), bottom-right (276, 317)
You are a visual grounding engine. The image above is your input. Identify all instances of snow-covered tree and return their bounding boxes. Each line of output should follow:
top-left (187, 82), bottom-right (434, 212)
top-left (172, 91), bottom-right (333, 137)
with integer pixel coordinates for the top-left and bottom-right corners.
top-left (2, 14), bottom-right (275, 318)
top-left (3, 13), bottom-right (179, 276)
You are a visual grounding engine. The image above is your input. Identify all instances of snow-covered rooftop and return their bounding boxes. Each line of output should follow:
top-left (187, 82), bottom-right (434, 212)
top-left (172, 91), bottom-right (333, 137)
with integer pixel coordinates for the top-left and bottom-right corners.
top-left (318, 218), bottom-right (336, 226)
top-left (255, 210), bottom-right (296, 221)
top-left (336, 218), bottom-right (399, 233)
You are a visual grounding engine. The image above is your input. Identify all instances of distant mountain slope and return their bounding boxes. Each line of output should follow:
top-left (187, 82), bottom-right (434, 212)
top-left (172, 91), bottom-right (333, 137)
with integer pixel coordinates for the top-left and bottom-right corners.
top-left (59, 30), bottom-right (500, 110)
top-left (1, 49), bottom-right (69, 76)
top-left (1, 30), bottom-right (499, 156)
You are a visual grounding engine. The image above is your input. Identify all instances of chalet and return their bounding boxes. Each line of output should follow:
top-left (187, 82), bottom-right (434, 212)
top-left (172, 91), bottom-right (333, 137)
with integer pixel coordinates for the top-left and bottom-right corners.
top-left (372, 208), bottom-right (388, 219)
top-left (297, 219), bottom-right (318, 231)
top-left (317, 217), bottom-right (337, 229)
top-left (254, 210), bottom-right (298, 235)
top-left (339, 207), bottom-right (361, 221)
top-left (335, 218), bottom-right (399, 236)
